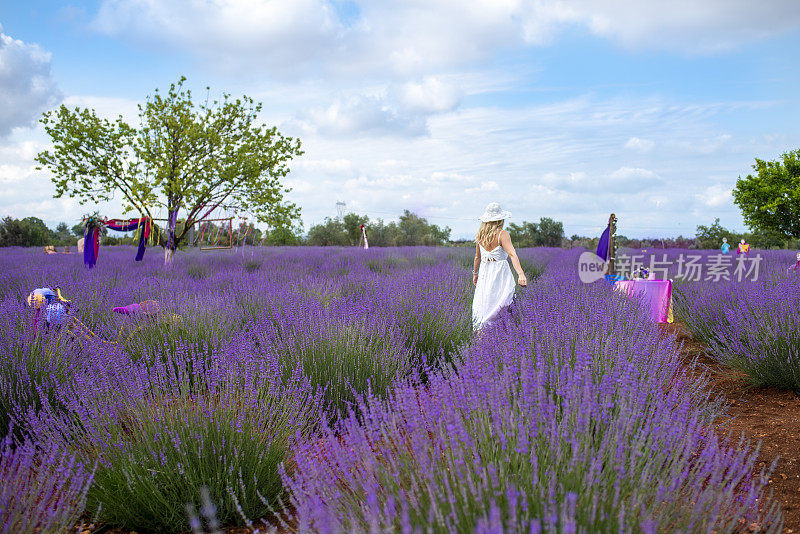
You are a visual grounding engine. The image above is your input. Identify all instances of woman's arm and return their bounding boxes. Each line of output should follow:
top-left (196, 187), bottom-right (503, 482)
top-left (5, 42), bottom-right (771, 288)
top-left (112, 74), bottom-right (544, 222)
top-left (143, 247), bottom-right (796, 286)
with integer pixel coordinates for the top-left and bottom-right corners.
top-left (499, 231), bottom-right (527, 287)
top-left (472, 243), bottom-right (481, 286)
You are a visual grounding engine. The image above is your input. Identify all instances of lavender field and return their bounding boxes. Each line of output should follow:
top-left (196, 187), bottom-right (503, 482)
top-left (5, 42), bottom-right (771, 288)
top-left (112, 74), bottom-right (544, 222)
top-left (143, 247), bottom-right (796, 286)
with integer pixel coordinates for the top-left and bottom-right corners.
top-left (1, 245), bottom-right (797, 533)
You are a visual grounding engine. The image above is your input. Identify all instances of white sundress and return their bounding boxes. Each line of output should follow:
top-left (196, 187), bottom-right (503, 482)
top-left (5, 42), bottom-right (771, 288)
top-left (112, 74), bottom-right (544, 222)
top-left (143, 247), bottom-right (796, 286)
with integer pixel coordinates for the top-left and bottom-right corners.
top-left (472, 244), bottom-right (516, 329)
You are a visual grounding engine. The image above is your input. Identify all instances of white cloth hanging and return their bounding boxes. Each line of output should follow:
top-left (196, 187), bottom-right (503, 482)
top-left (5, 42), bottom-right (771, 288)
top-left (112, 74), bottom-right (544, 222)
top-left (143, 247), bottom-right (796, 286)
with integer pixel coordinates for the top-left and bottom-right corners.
top-left (472, 244), bottom-right (516, 329)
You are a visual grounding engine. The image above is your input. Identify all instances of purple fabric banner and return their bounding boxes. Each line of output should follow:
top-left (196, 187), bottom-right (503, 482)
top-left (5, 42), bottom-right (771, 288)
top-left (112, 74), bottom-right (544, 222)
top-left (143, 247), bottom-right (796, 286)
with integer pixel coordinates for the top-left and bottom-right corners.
top-left (106, 217), bottom-right (149, 261)
top-left (596, 225), bottom-right (610, 260)
top-left (614, 279), bottom-right (673, 323)
top-left (83, 225), bottom-right (100, 269)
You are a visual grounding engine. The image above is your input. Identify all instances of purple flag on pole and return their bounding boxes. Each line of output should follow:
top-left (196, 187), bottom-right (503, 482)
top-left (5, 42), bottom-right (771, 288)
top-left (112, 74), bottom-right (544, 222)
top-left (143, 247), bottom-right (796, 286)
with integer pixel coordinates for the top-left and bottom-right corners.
top-left (596, 225), bottom-right (610, 260)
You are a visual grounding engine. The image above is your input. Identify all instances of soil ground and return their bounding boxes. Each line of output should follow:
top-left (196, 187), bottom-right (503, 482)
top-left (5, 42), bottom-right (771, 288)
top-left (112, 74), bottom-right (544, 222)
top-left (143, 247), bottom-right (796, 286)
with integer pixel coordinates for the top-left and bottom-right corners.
top-left (665, 321), bottom-right (800, 533)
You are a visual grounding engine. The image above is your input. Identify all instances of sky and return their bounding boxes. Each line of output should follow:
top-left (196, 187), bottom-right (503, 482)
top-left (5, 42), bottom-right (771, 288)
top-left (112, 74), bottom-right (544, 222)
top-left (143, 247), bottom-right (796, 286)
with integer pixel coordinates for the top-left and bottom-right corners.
top-left (1, 1), bottom-right (800, 240)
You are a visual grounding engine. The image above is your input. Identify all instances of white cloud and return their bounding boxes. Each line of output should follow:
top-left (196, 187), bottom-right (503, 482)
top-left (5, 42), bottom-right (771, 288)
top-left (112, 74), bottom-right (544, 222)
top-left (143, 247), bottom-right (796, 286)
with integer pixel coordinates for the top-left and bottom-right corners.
top-left (281, 92), bottom-right (778, 238)
top-left (608, 166), bottom-right (659, 186)
top-left (284, 178), bottom-right (314, 194)
top-left (428, 171), bottom-right (478, 184)
top-left (536, 167), bottom-right (660, 193)
top-left (465, 180), bottom-right (499, 194)
top-left (290, 80), bottom-right (463, 138)
top-left (624, 137), bottom-right (655, 152)
top-left (398, 77), bottom-right (461, 114)
top-left (562, 0), bottom-right (800, 53)
top-left (92, 0), bottom-right (341, 73)
top-left (667, 133), bottom-right (734, 155)
top-left (697, 184), bottom-right (733, 207)
top-left (4, 81), bottom-right (780, 238)
top-left (0, 135), bottom-right (113, 226)
top-left (293, 93), bottom-right (427, 137)
top-left (0, 28), bottom-right (62, 136)
top-left (295, 158), bottom-right (354, 174)
top-left (91, 0), bottom-right (800, 78)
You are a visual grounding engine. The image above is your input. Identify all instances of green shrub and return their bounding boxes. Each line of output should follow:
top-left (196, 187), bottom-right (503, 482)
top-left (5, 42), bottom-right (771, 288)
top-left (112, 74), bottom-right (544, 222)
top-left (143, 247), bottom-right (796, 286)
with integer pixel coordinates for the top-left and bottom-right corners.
top-left (81, 359), bottom-right (319, 533)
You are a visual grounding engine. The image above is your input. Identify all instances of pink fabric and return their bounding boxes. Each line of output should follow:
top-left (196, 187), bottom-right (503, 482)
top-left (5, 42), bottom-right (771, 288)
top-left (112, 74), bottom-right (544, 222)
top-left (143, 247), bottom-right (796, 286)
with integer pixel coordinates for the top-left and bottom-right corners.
top-left (113, 303), bottom-right (141, 315)
top-left (113, 300), bottom-right (160, 316)
top-left (614, 279), bottom-right (673, 323)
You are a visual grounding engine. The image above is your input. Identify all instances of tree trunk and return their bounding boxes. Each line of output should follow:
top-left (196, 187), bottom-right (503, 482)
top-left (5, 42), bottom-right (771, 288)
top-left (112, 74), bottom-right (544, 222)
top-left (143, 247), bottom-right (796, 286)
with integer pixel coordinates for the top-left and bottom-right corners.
top-left (164, 205), bottom-right (179, 266)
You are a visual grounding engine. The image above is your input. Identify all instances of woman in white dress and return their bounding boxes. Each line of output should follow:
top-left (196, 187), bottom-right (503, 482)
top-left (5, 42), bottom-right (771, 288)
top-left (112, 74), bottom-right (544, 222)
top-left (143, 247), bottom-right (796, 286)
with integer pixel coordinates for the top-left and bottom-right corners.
top-left (472, 202), bottom-right (527, 330)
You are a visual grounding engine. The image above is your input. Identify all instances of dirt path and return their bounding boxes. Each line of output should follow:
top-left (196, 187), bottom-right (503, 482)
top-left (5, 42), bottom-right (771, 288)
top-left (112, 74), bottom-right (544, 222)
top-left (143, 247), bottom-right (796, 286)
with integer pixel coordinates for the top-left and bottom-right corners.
top-left (665, 322), bottom-right (800, 532)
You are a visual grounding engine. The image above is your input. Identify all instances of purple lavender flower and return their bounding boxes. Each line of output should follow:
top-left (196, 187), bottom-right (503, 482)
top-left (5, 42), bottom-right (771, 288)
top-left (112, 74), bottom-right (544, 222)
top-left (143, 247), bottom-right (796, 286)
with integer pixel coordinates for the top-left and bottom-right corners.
top-left (0, 434), bottom-right (94, 534)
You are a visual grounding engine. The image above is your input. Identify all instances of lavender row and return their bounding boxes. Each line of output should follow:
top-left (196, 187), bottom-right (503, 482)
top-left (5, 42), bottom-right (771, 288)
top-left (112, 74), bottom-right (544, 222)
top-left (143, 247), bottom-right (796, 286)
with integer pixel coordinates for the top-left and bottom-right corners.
top-left (0, 246), bottom-right (500, 532)
top-left (673, 249), bottom-right (800, 390)
top-left (281, 249), bottom-right (781, 532)
top-left (0, 246), bottom-right (782, 532)
top-left (608, 247), bottom-right (800, 390)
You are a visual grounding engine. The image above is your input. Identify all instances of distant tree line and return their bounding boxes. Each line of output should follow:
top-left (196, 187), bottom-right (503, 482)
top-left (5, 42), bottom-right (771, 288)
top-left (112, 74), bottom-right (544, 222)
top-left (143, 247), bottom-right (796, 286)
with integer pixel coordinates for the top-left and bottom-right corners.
top-left (564, 218), bottom-right (800, 251)
top-left (0, 217), bottom-right (78, 247)
top-left (193, 221), bottom-right (303, 247)
top-left (9, 211), bottom-right (793, 250)
top-left (306, 211), bottom-right (451, 247)
top-left (506, 218), bottom-right (564, 247)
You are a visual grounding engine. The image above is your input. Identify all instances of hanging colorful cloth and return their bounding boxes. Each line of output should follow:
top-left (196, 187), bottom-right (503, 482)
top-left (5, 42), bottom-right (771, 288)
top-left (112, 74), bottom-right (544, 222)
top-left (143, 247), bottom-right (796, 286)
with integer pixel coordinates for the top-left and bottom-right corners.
top-left (82, 214), bottom-right (151, 268)
top-left (83, 216), bottom-right (101, 269)
top-left (106, 217), bottom-right (151, 261)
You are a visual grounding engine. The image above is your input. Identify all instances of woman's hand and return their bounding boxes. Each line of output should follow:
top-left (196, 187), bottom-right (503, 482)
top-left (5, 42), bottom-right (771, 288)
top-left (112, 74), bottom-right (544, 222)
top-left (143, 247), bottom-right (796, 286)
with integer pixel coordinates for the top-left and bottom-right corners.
top-left (517, 273), bottom-right (527, 287)
top-left (472, 272), bottom-right (479, 286)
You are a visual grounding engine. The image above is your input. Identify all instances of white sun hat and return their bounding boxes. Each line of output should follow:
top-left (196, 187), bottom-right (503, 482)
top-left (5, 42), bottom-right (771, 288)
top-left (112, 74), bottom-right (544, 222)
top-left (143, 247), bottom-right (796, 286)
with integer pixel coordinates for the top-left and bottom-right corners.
top-left (478, 202), bottom-right (512, 222)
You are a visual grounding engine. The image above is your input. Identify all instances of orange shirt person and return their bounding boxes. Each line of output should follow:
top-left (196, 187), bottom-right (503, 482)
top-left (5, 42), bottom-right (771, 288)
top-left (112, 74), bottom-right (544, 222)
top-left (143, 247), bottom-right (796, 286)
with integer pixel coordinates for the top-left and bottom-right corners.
top-left (737, 239), bottom-right (749, 255)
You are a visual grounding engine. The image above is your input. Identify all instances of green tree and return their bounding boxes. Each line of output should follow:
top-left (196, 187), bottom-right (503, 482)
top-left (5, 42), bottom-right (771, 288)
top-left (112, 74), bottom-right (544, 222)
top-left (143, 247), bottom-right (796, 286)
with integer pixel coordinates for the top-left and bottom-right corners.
top-left (507, 217), bottom-right (564, 247)
top-left (732, 149), bottom-right (800, 244)
top-left (306, 218), bottom-right (349, 246)
top-left (396, 210), bottom-right (450, 246)
top-left (535, 217), bottom-right (564, 247)
top-left (306, 211), bottom-right (450, 247)
top-left (366, 219), bottom-right (402, 246)
top-left (694, 218), bottom-right (741, 249)
top-left (262, 225), bottom-right (303, 246)
top-left (36, 77), bottom-right (303, 264)
top-left (54, 222), bottom-right (72, 244)
top-left (0, 217), bottom-right (54, 247)
top-left (342, 213), bottom-right (370, 245)
top-left (507, 221), bottom-right (538, 247)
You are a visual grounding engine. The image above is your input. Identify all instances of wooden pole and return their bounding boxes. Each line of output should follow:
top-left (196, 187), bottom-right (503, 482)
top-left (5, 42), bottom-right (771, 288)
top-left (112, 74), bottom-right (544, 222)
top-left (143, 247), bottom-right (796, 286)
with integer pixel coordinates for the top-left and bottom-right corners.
top-left (607, 213), bottom-right (617, 275)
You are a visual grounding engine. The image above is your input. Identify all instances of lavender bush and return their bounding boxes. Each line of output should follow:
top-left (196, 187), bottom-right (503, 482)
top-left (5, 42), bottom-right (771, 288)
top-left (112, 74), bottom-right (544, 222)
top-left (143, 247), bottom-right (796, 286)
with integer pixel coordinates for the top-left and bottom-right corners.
top-left (675, 250), bottom-right (800, 390)
top-left (28, 343), bottom-right (321, 533)
top-left (600, 247), bottom-right (800, 390)
top-left (260, 316), bottom-right (414, 417)
top-left (388, 265), bottom-right (474, 372)
top-left (0, 245), bottom-right (787, 532)
top-left (0, 435), bottom-right (94, 534)
top-left (281, 264), bottom-right (782, 532)
top-left (0, 301), bottom-right (82, 441)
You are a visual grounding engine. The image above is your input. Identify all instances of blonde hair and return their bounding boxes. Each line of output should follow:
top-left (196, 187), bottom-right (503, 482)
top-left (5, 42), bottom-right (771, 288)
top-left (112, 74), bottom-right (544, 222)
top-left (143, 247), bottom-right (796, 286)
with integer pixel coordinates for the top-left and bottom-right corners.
top-left (476, 220), bottom-right (504, 248)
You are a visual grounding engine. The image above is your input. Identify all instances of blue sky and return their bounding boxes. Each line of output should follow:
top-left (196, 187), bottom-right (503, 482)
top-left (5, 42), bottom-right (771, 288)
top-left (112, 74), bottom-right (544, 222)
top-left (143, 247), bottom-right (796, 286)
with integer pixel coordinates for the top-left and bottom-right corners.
top-left (2, 1), bottom-right (800, 239)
